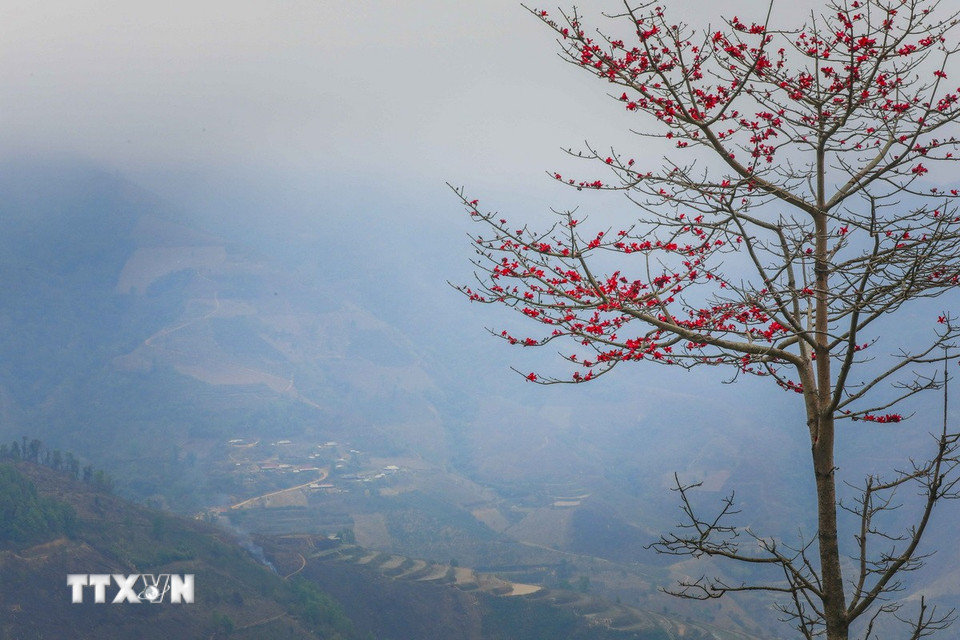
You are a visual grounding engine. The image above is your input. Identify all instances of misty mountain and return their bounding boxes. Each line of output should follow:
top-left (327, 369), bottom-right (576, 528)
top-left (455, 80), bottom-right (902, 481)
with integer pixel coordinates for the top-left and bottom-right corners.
top-left (0, 161), bottom-right (458, 498)
top-left (0, 159), bottom-right (712, 508)
top-left (2, 159), bottom-right (958, 637)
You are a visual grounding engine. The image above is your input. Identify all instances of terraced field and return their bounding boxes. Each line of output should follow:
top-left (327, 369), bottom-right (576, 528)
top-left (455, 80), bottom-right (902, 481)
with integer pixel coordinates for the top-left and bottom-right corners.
top-left (260, 535), bottom-right (761, 640)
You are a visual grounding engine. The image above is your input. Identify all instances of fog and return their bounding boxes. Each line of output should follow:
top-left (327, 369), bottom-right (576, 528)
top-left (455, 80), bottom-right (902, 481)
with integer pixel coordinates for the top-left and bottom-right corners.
top-left (4, 0), bottom-right (953, 455)
top-left (1, 1), bottom-right (611, 196)
top-left (1, 0), bottom-right (947, 483)
top-left (0, 0), bottom-right (822, 244)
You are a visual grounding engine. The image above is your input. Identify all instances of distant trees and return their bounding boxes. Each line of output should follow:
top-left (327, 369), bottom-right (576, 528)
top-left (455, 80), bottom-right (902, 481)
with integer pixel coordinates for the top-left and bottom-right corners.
top-left (26, 438), bottom-right (41, 463)
top-left (456, 1), bottom-right (960, 638)
top-left (0, 437), bottom-right (112, 491)
top-left (0, 464), bottom-right (76, 544)
top-left (286, 577), bottom-right (356, 638)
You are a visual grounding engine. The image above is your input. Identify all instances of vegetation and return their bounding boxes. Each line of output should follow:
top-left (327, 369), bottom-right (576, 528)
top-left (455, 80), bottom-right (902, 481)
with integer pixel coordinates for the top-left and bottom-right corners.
top-left (0, 464), bottom-right (75, 544)
top-left (0, 436), bottom-right (113, 492)
top-left (286, 577), bottom-right (357, 639)
top-left (0, 462), bottom-right (364, 640)
top-left (480, 594), bottom-right (666, 640)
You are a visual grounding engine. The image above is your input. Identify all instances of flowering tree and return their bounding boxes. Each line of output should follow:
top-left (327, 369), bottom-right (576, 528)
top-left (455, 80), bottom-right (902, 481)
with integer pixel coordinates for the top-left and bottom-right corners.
top-left (454, 1), bottom-right (960, 638)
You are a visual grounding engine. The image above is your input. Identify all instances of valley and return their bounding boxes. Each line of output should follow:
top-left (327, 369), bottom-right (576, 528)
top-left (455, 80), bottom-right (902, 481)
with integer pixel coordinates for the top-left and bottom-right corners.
top-left (190, 432), bottom-right (773, 637)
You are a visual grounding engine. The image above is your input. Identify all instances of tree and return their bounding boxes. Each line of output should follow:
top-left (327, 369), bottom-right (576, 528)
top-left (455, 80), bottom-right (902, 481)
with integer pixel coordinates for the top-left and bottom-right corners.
top-left (455, 1), bottom-right (960, 638)
top-left (27, 438), bottom-right (42, 464)
top-left (64, 452), bottom-right (79, 479)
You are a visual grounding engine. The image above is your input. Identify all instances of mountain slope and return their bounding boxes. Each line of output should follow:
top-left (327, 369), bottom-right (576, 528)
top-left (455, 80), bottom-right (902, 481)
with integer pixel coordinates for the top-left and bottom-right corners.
top-left (0, 161), bottom-right (450, 511)
top-left (0, 461), bottom-right (360, 639)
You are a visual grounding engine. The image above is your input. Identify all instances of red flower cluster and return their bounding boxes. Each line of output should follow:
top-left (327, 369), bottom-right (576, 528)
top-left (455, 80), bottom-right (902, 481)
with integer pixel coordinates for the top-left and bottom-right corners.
top-left (857, 414), bottom-right (904, 423)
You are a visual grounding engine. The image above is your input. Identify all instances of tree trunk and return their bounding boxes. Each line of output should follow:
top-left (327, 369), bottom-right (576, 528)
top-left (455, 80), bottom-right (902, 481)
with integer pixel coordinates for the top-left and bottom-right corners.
top-left (812, 410), bottom-right (849, 640)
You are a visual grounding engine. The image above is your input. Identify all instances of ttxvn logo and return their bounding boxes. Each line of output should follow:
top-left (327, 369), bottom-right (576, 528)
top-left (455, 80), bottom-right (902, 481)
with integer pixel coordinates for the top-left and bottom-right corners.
top-left (67, 574), bottom-right (194, 604)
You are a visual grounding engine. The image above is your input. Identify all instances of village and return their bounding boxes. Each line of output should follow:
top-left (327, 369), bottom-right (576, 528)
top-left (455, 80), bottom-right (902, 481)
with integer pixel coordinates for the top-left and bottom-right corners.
top-left (201, 434), bottom-right (595, 539)
top-left (196, 436), bottom-right (411, 520)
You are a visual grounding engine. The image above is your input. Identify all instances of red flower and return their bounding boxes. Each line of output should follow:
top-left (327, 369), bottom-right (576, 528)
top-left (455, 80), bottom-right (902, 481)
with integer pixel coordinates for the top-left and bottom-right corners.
top-left (859, 413), bottom-right (903, 423)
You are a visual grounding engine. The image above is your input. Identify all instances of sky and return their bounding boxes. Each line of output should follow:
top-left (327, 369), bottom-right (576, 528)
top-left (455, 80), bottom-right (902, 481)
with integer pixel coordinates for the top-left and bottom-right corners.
top-left (0, 0), bottom-right (817, 216)
top-left (0, 0), bottom-right (795, 209)
top-left (0, 1), bottom-right (610, 200)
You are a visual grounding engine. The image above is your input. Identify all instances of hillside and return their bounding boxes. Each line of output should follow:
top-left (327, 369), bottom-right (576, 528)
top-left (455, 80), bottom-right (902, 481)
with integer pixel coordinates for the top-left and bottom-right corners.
top-left (0, 161), bottom-right (453, 511)
top-left (1, 460), bottom-right (762, 640)
top-left (0, 461), bottom-right (359, 640)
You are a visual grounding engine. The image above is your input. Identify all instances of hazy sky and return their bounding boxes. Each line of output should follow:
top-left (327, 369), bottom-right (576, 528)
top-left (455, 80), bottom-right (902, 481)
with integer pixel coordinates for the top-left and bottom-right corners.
top-left (0, 0), bottom-right (790, 208)
top-left (1, 1), bottom-right (600, 198)
top-left (0, 0), bottom-right (828, 214)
